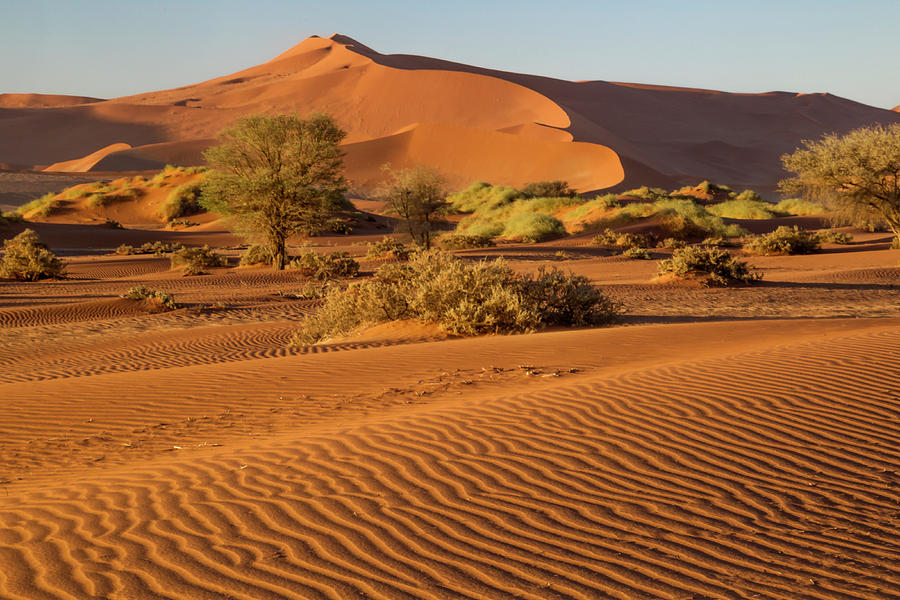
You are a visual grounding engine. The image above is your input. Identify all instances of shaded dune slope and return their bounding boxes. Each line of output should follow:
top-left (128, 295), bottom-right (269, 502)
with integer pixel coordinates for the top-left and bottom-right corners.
top-left (1, 319), bottom-right (899, 599)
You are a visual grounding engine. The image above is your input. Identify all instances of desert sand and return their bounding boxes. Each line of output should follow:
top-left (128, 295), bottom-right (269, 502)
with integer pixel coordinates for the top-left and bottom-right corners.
top-left (1, 34), bottom-right (898, 192)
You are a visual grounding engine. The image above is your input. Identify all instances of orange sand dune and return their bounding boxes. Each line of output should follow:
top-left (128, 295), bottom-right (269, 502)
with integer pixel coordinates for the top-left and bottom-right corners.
top-left (44, 142), bottom-right (132, 172)
top-left (3, 34), bottom-right (898, 192)
top-left (0, 93), bottom-right (102, 108)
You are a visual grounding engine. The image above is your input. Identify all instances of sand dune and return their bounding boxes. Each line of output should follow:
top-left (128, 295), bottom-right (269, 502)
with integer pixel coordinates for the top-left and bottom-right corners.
top-left (0, 93), bottom-right (102, 108)
top-left (44, 143), bottom-right (132, 172)
top-left (2, 34), bottom-right (897, 192)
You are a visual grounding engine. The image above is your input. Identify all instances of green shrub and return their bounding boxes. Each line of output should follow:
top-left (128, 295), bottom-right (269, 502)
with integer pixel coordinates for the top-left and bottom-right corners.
top-left (592, 229), bottom-right (651, 249)
top-left (16, 193), bottom-right (61, 218)
top-left (290, 250), bottom-right (360, 280)
top-left (815, 230), bottom-right (853, 245)
top-left (657, 237), bottom-right (687, 249)
top-left (744, 226), bottom-right (821, 255)
top-left (115, 240), bottom-right (184, 256)
top-left (170, 245), bottom-right (226, 271)
top-left (366, 237), bottom-right (413, 260)
top-left (438, 234), bottom-right (496, 249)
top-left (447, 182), bottom-right (524, 213)
top-left (121, 286), bottom-right (177, 310)
top-left (657, 246), bottom-right (761, 286)
top-left (622, 186), bottom-right (668, 199)
top-left (289, 251), bottom-right (621, 344)
top-left (774, 198), bottom-right (825, 216)
top-left (160, 182), bottom-right (203, 221)
top-left (502, 213), bottom-right (566, 242)
top-left (891, 237), bottom-right (900, 250)
top-left (622, 247), bottom-right (652, 259)
top-left (0, 229), bottom-right (65, 280)
top-left (707, 198), bottom-right (778, 219)
top-left (240, 244), bottom-right (273, 266)
top-left (520, 180), bottom-right (576, 198)
top-left (326, 217), bottom-right (353, 235)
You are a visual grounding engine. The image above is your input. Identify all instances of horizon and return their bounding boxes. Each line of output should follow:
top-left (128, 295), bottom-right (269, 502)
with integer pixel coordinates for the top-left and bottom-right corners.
top-left (2, 0), bottom-right (899, 111)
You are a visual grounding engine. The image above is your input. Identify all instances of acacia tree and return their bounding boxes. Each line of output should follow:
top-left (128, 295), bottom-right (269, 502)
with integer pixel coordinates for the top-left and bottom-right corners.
top-left (201, 113), bottom-right (347, 269)
top-left (780, 123), bottom-right (900, 244)
top-left (380, 165), bottom-right (448, 249)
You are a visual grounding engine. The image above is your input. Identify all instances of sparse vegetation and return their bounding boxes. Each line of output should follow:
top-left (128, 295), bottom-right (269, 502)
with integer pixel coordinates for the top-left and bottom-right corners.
top-left (815, 230), bottom-right (853, 245)
top-left (160, 182), bottom-right (203, 221)
top-left (170, 245), bottom-right (226, 273)
top-left (520, 180), bottom-right (576, 198)
top-left (743, 226), bottom-right (821, 255)
top-left (121, 286), bottom-right (177, 310)
top-left (16, 193), bottom-right (61, 218)
top-left (290, 250), bottom-right (360, 280)
top-left (115, 241), bottom-right (184, 256)
top-left (707, 197), bottom-right (779, 219)
top-left (438, 234), bottom-right (496, 249)
top-left (773, 198), bottom-right (825, 216)
top-left (657, 246), bottom-right (761, 286)
top-left (622, 247), bottom-right (652, 260)
top-left (592, 229), bottom-right (651, 249)
top-left (0, 229), bottom-right (65, 281)
top-left (366, 237), bottom-right (413, 260)
top-left (290, 251), bottom-right (621, 345)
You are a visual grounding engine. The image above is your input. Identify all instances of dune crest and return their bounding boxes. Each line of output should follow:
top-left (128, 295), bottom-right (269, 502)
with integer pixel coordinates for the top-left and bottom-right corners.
top-left (43, 142), bottom-right (132, 172)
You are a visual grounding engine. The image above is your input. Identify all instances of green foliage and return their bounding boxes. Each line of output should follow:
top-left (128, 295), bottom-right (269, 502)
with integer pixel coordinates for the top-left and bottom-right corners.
top-left (502, 213), bottom-right (566, 242)
top-left (16, 193), bottom-right (61, 218)
top-left (121, 286), bottom-right (177, 310)
top-left (815, 230), bottom-right (853, 245)
top-left (520, 180), bottom-right (576, 198)
top-left (290, 251), bottom-right (621, 344)
top-left (290, 250), bottom-right (360, 280)
top-left (170, 245), bottom-right (226, 271)
top-left (160, 182), bottom-right (203, 220)
top-left (0, 229), bottom-right (65, 280)
top-left (657, 237), bottom-right (687, 249)
top-left (115, 240), bottom-right (184, 256)
top-left (202, 112), bottom-right (348, 269)
top-left (657, 246), bottom-right (761, 286)
top-left (781, 123), bottom-right (900, 245)
top-left (447, 182), bottom-right (524, 213)
top-left (707, 198), bottom-right (778, 219)
top-left (438, 234), bottom-right (496, 249)
top-left (380, 165), bottom-right (448, 249)
top-left (773, 198), bottom-right (825, 216)
top-left (593, 198), bottom-right (745, 240)
top-left (239, 243), bottom-right (273, 266)
top-left (366, 237), bottom-right (413, 260)
top-left (591, 229), bottom-right (651, 249)
top-left (622, 247), bottom-right (652, 259)
top-left (621, 186), bottom-right (668, 199)
top-left (743, 226), bottom-right (821, 255)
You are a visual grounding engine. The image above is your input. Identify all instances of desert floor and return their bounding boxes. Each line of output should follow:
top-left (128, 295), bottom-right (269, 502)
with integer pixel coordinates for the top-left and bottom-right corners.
top-left (1, 217), bottom-right (899, 599)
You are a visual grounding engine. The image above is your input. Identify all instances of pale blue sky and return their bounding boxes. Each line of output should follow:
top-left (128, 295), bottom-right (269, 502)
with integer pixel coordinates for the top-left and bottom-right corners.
top-left (2, 0), bottom-right (898, 109)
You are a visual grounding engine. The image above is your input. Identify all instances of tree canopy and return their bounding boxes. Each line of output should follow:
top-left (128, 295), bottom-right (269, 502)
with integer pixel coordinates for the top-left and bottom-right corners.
top-left (379, 165), bottom-right (448, 249)
top-left (201, 113), bottom-right (348, 269)
top-left (780, 123), bottom-right (900, 241)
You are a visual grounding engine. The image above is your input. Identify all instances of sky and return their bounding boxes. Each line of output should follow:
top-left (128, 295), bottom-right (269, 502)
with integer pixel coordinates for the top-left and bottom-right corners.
top-left (2, 0), bottom-right (898, 110)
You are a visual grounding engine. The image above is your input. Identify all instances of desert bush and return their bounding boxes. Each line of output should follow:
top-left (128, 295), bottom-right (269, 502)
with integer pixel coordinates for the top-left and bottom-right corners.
top-left (326, 217), bottom-right (353, 234)
top-left (240, 243), bottom-right (273, 266)
top-left (657, 237), bottom-right (687, 249)
top-left (622, 247), bottom-right (652, 259)
top-left (707, 198), bottom-right (778, 219)
top-left (592, 229), bottom-right (651, 249)
top-left (115, 240), bottom-right (183, 256)
top-left (288, 280), bottom-right (336, 300)
top-left (520, 180), bottom-right (576, 198)
top-left (815, 230), bottom-right (853, 245)
top-left (621, 186), bottom-right (668, 200)
top-left (0, 229), bottom-right (65, 280)
top-left (290, 250), bottom-right (360, 280)
top-left (366, 237), bottom-right (413, 260)
top-left (16, 193), bottom-right (61, 218)
top-left (167, 219), bottom-right (198, 229)
top-left (743, 225), bottom-right (821, 255)
top-left (160, 182), bottom-right (203, 221)
top-left (121, 286), bottom-right (177, 310)
top-left (170, 245), bottom-right (226, 270)
top-left (438, 233), bottom-right (496, 249)
top-left (657, 246), bottom-right (761, 286)
top-left (447, 182), bottom-right (524, 213)
top-left (290, 251), bottom-right (621, 345)
top-left (502, 213), bottom-right (566, 242)
top-left (774, 198), bottom-right (825, 216)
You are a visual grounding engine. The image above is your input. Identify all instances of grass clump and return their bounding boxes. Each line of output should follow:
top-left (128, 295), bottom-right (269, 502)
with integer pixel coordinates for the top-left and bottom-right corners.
top-left (1, 229), bottom-right (65, 280)
top-left (743, 226), bottom-right (821, 255)
top-left (520, 180), bottom-right (576, 198)
top-left (170, 245), bottom-right (226, 273)
top-left (438, 234), bottom-right (496, 249)
top-left (290, 250), bottom-right (360, 280)
top-left (657, 246), bottom-right (761, 286)
top-left (707, 198), bottom-right (779, 219)
top-left (622, 247), bottom-right (652, 260)
top-left (16, 193), bottom-right (61, 218)
top-left (160, 182), bottom-right (203, 221)
top-left (290, 251), bottom-right (621, 345)
top-left (816, 230), bottom-right (853, 245)
top-left (447, 182), bottom-right (524, 213)
top-left (239, 244), bottom-right (273, 266)
top-left (366, 237), bottom-right (413, 260)
top-left (774, 198), bottom-right (825, 216)
top-left (592, 229), bottom-right (651, 249)
top-left (121, 286), bottom-right (177, 310)
top-left (502, 213), bottom-right (566, 242)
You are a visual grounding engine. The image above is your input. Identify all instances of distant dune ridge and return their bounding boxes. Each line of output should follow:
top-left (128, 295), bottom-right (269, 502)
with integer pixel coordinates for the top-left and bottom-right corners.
top-left (1, 34), bottom-right (898, 191)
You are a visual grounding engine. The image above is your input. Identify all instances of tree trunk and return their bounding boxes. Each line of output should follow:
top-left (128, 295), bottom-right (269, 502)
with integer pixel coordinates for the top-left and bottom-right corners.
top-left (272, 232), bottom-right (287, 270)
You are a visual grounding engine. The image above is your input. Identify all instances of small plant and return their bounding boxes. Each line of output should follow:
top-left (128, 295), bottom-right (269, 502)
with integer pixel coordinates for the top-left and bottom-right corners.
top-left (121, 286), bottom-right (177, 310)
top-left (657, 237), bottom-right (687, 249)
top-left (104, 219), bottom-right (124, 229)
top-left (160, 182), bottom-right (203, 221)
top-left (290, 250), bottom-right (360, 280)
top-left (170, 245), bottom-right (226, 270)
top-left (815, 230), bottom-right (853, 245)
top-left (657, 245), bottom-right (761, 286)
top-left (438, 234), bottom-right (496, 249)
top-left (289, 280), bottom-right (335, 300)
top-left (0, 229), bottom-right (65, 280)
top-left (114, 241), bottom-right (184, 256)
top-left (239, 244), bottom-right (273, 266)
top-left (366, 237), bottom-right (413, 260)
top-left (326, 217), bottom-right (353, 235)
top-left (743, 226), bottom-right (821, 255)
top-left (701, 235), bottom-right (732, 247)
top-left (622, 247), bottom-right (651, 260)
top-left (167, 219), bottom-right (198, 229)
top-left (592, 229), bottom-right (651, 249)
top-left (519, 180), bottom-right (576, 198)
top-left (891, 237), bottom-right (900, 250)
